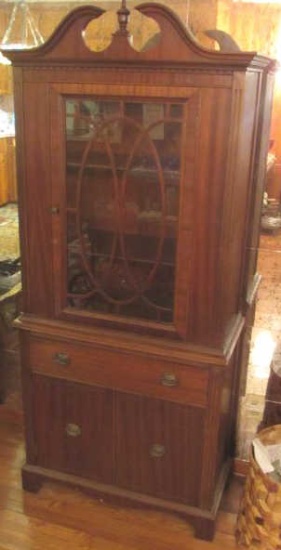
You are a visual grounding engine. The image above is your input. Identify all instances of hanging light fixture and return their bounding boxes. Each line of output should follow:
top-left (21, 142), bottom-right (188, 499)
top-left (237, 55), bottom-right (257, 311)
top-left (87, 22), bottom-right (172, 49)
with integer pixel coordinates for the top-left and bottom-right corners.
top-left (0, 0), bottom-right (44, 63)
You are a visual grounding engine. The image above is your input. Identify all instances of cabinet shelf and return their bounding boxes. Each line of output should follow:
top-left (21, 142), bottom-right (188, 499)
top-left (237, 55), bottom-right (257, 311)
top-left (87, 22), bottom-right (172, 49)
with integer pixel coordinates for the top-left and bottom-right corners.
top-left (66, 208), bottom-right (178, 238)
top-left (91, 216), bottom-right (177, 232)
top-left (66, 162), bottom-right (180, 183)
top-left (69, 250), bottom-right (175, 269)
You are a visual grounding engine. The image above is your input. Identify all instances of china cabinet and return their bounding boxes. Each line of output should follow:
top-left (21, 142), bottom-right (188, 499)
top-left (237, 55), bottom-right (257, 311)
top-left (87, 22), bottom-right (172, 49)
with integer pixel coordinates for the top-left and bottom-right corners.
top-left (5, 1), bottom-right (275, 541)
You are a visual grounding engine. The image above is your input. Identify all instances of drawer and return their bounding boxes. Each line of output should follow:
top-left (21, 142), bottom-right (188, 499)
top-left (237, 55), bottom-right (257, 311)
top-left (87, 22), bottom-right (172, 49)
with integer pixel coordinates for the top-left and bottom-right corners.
top-left (27, 336), bottom-right (209, 407)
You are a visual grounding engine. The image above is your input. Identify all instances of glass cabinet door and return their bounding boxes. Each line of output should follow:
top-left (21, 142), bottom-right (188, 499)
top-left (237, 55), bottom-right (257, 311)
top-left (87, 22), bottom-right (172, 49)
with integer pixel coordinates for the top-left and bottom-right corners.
top-left (65, 97), bottom-right (184, 324)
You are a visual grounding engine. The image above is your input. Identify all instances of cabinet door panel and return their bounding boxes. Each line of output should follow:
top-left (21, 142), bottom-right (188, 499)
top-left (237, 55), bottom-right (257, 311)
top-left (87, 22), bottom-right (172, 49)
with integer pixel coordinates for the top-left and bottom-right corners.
top-left (115, 393), bottom-right (205, 506)
top-left (64, 98), bottom-right (184, 326)
top-left (32, 375), bottom-right (114, 483)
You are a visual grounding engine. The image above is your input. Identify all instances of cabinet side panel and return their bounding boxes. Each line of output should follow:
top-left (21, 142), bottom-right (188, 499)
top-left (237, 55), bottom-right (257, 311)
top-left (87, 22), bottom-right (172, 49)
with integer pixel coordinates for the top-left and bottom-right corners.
top-left (214, 72), bottom-right (260, 341)
top-left (243, 71), bottom-right (275, 302)
top-left (215, 345), bottom-right (241, 478)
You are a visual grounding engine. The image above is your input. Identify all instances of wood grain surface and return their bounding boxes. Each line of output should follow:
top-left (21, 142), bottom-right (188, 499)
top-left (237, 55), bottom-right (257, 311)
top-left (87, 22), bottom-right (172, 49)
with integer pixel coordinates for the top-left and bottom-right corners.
top-left (0, 398), bottom-right (244, 550)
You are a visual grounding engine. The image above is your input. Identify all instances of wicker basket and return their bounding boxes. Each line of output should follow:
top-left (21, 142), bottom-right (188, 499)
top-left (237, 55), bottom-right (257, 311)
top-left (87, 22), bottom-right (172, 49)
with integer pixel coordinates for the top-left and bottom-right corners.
top-left (236, 425), bottom-right (281, 549)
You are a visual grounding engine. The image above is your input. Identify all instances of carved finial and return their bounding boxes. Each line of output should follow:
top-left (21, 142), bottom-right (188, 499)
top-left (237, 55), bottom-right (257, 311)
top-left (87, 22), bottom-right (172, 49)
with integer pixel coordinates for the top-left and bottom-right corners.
top-left (117, 0), bottom-right (130, 35)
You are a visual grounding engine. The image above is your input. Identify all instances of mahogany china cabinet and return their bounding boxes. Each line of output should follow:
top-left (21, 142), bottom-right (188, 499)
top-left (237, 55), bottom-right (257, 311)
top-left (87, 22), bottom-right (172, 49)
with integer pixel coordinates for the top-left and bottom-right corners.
top-left (5, 1), bottom-right (275, 541)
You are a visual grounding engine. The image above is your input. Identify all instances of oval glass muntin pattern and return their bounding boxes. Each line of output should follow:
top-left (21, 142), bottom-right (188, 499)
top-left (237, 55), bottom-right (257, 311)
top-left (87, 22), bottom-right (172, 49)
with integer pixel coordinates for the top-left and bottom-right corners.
top-left (66, 100), bottom-right (182, 322)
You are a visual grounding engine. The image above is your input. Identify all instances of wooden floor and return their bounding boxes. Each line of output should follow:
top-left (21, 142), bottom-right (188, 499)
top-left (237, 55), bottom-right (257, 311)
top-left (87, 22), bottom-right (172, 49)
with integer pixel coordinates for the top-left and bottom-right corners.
top-left (0, 396), bottom-right (243, 550)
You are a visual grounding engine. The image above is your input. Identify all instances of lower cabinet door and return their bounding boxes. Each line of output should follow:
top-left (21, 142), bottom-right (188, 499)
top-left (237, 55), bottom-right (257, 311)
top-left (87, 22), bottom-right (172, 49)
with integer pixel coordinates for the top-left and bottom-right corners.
top-left (31, 374), bottom-right (114, 483)
top-left (115, 392), bottom-right (205, 506)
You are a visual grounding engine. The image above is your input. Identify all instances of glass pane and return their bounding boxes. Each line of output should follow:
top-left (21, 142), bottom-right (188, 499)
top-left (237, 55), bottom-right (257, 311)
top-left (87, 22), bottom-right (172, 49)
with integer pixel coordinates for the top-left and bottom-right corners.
top-left (65, 98), bottom-right (183, 323)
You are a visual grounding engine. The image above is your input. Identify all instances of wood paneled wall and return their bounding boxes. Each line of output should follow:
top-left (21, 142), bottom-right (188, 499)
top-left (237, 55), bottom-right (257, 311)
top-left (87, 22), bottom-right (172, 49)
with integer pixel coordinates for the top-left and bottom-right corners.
top-left (0, 1), bottom-right (217, 51)
top-left (217, 0), bottom-right (281, 200)
top-left (217, 0), bottom-right (281, 55)
top-left (0, 137), bottom-right (16, 204)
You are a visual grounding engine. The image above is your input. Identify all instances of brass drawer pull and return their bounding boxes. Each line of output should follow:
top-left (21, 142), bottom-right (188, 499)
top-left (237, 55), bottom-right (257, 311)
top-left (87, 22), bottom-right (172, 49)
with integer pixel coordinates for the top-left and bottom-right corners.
top-left (53, 352), bottom-right (70, 366)
top-left (65, 423), bottom-right (81, 437)
top-left (160, 373), bottom-right (178, 388)
top-left (149, 444), bottom-right (166, 458)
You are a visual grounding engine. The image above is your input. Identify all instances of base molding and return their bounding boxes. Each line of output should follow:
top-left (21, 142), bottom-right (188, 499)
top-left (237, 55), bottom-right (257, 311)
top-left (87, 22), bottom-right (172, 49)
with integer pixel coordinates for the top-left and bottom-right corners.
top-left (21, 460), bottom-right (231, 542)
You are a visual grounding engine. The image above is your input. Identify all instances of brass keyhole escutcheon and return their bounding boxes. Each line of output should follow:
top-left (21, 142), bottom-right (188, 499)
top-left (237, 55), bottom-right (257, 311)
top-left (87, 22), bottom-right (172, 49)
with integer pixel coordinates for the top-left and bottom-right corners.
top-left (160, 373), bottom-right (178, 388)
top-left (65, 423), bottom-right (81, 437)
top-left (50, 206), bottom-right (60, 214)
top-left (149, 444), bottom-right (166, 458)
top-left (53, 352), bottom-right (70, 366)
